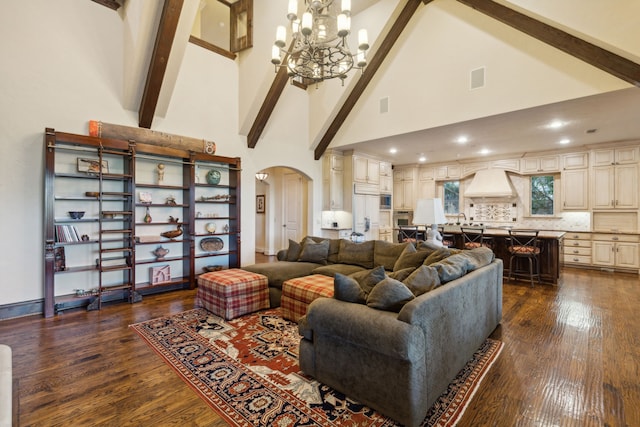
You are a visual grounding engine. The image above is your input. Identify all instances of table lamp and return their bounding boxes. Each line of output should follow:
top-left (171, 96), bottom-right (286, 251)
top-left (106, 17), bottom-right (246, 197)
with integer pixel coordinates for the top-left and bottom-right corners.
top-left (413, 198), bottom-right (447, 247)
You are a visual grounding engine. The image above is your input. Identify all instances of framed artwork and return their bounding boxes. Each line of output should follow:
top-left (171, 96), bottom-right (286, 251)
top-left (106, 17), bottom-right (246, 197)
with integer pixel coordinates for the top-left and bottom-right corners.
top-left (150, 265), bottom-right (171, 285)
top-left (77, 158), bottom-right (109, 174)
top-left (256, 195), bottom-right (265, 213)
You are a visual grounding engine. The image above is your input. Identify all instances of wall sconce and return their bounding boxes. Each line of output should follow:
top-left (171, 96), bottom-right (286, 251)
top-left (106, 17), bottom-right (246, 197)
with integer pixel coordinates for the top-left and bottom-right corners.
top-left (255, 172), bottom-right (268, 181)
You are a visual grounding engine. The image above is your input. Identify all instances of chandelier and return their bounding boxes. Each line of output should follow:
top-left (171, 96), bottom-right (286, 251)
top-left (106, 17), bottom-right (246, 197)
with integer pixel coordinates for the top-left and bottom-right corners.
top-left (271, 0), bottom-right (369, 85)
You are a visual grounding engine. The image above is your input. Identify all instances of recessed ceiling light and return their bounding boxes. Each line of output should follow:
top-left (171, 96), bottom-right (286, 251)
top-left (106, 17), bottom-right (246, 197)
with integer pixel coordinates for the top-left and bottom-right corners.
top-left (418, 155), bottom-right (427, 162)
top-left (547, 120), bottom-right (565, 129)
top-left (389, 148), bottom-right (397, 154)
top-left (559, 138), bottom-right (571, 145)
top-left (479, 148), bottom-right (490, 155)
top-left (456, 136), bottom-right (469, 144)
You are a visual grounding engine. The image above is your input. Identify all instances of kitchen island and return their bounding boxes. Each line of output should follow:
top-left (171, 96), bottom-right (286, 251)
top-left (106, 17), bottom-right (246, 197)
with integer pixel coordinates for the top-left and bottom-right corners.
top-left (442, 227), bottom-right (565, 285)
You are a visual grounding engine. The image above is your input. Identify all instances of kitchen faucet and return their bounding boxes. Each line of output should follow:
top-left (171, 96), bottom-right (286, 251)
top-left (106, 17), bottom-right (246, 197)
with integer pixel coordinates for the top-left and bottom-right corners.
top-left (456, 213), bottom-right (467, 224)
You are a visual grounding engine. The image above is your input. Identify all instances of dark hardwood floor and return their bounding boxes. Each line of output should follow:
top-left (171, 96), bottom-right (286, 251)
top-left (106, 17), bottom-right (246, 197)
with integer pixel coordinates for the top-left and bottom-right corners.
top-left (1, 266), bottom-right (638, 426)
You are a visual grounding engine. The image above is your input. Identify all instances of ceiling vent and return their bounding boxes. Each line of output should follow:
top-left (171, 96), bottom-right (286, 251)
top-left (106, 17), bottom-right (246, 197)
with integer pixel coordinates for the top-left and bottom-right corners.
top-left (470, 67), bottom-right (485, 90)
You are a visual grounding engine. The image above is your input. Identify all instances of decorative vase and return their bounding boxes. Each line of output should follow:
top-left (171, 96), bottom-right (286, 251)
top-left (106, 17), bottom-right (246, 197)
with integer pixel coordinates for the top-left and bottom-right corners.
top-left (152, 246), bottom-right (169, 261)
top-left (205, 222), bottom-right (216, 234)
top-left (143, 206), bottom-right (152, 223)
top-left (206, 169), bottom-right (221, 185)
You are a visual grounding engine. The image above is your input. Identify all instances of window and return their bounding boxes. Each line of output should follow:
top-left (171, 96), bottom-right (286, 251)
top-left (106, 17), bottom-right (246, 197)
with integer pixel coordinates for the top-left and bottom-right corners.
top-left (531, 175), bottom-right (554, 215)
top-left (443, 181), bottom-right (460, 214)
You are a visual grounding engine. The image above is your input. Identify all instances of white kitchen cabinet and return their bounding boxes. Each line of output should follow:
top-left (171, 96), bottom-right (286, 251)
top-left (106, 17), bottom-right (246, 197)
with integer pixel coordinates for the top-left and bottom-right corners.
top-left (521, 156), bottom-right (559, 174)
top-left (561, 152), bottom-right (589, 170)
top-left (592, 147), bottom-right (638, 166)
top-left (417, 179), bottom-right (436, 200)
top-left (563, 232), bottom-right (591, 266)
top-left (353, 155), bottom-right (380, 185)
top-left (393, 167), bottom-right (416, 210)
top-left (322, 152), bottom-right (344, 210)
top-left (592, 234), bottom-right (639, 269)
top-left (379, 161), bottom-right (392, 177)
top-left (561, 169), bottom-right (588, 210)
top-left (435, 164), bottom-right (461, 180)
top-left (380, 175), bottom-right (393, 193)
top-left (591, 164), bottom-right (638, 210)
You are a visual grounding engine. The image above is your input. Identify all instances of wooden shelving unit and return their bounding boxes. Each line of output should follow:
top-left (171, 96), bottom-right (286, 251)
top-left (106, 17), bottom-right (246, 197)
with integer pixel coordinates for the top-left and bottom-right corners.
top-left (43, 128), bottom-right (242, 317)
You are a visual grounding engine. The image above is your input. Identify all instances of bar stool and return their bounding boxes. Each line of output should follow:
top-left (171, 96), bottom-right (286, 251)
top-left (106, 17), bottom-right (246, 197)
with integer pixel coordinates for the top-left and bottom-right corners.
top-left (507, 229), bottom-right (541, 287)
top-left (460, 227), bottom-right (485, 250)
top-left (398, 226), bottom-right (425, 244)
top-left (438, 226), bottom-right (455, 248)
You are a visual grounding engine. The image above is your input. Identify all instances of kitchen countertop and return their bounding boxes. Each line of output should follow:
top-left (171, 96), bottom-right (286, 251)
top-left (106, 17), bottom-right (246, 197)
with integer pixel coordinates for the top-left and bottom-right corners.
top-left (395, 226), bottom-right (566, 239)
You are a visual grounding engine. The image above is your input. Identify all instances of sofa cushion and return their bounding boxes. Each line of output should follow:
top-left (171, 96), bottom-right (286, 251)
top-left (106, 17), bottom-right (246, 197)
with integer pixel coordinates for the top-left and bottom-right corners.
top-left (334, 273), bottom-right (366, 304)
top-left (429, 254), bottom-right (472, 283)
top-left (374, 241), bottom-right (410, 271)
top-left (312, 264), bottom-right (366, 277)
top-left (285, 239), bottom-right (302, 261)
top-left (402, 265), bottom-right (441, 296)
top-left (338, 240), bottom-right (375, 269)
top-left (424, 247), bottom-right (461, 265)
top-left (242, 262), bottom-right (321, 290)
top-left (327, 239), bottom-right (342, 264)
top-left (366, 277), bottom-right (415, 312)
top-left (393, 246), bottom-right (434, 271)
top-left (298, 238), bottom-right (330, 265)
top-left (350, 265), bottom-right (386, 295)
top-left (463, 247), bottom-right (495, 270)
top-left (387, 267), bottom-right (416, 282)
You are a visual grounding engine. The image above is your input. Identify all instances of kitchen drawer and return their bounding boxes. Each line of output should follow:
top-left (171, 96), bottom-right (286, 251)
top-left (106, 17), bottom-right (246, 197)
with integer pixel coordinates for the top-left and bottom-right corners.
top-left (564, 239), bottom-right (592, 248)
top-left (591, 233), bottom-right (640, 243)
top-left (564, 232), bottom-right (591, 240)
top-left (564, 247), bottom-right (591, 256)
top-left (564, 254), bottom-right (592, 265)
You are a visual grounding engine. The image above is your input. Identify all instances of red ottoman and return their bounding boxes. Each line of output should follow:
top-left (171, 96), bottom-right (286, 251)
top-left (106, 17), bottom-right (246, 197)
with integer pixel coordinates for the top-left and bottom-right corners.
top-left (281, 274), bottom-right (335, 322)
top-left (196, 269), bottom-right (269, 320)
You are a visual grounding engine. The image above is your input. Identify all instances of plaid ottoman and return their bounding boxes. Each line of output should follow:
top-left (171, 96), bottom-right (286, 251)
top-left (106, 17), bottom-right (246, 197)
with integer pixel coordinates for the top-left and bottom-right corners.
top-left (196, 269), bottom-right (269, 320)
top-left (281, 274), bottom-right (335, 322)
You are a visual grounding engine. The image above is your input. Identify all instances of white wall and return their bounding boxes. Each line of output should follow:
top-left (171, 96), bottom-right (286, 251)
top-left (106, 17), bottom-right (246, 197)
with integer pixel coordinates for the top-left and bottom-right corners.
top-left (0, 1), bottom-right (322, 307)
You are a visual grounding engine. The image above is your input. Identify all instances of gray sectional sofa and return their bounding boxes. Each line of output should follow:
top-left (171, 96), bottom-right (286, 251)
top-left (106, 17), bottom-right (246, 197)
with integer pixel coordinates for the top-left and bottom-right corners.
top-left (244, 236), bottom-right (503, 426)
top-left (298, 256), bottom-right (503, 427)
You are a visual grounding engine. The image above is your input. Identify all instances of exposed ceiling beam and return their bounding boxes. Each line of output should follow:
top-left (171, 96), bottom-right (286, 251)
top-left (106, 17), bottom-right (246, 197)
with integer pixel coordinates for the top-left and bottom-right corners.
top-left (314, 0), bottom-right (428, 160)
top-left (91, 0), bottom-right (121, 10)
top-left (457, 0), bottom-right (640, 88)
top-left (138, 0), bottom-right (183, 129)
top-left (247, 41), bottom-right (297, 149)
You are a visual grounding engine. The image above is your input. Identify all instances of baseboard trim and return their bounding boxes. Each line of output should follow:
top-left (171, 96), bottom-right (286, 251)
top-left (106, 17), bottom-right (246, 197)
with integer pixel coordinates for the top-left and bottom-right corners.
top-left (0, 299), bottom-right (42, 320)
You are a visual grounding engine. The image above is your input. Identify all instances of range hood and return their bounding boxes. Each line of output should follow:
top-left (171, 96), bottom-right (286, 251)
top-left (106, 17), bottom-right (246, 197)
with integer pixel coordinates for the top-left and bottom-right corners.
top-left (464, 169), bottom-right (516, 198)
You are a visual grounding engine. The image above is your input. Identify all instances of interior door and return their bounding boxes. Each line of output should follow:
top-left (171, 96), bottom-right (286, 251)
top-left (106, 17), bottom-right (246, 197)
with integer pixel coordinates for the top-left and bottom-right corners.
top-left (283, 173), bottom-right (302, 245)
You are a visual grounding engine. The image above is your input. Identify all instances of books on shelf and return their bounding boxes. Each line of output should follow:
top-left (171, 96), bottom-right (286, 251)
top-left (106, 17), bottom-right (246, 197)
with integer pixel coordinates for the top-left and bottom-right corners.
top-left (55, 224), bottom-right (81, 242)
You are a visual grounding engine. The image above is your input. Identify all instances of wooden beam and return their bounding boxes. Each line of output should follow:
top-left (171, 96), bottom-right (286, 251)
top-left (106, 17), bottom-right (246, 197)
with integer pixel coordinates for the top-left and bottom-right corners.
top-left (138, 0), bottom-right (183, 129)
top-left (91, 0), bottom-right (121, 10)
top-left (247, 55), bottom-right (292, 149)
top-left (189, 36), bottom-right (237, 60)
top-left (456, 0), bottom-right (640, 88)
top-left (314, 0), bottom-right (427, 160)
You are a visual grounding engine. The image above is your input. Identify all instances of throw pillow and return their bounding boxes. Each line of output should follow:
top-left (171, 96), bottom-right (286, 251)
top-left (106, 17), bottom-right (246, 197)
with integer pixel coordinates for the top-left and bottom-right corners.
top-left (388, 267), bottom-right (416, 282)
top-left (338, 240), bottom-right (375, 269)
top-left (286, 239), bottom-right (302, 261)
top-left (374, 240), bottom-right (409, 271)
top-left (366, 277), bottom-right (415, 312)
top-left (429, 253), bottom-right (473, 283)
top-left (393, 248), bottom-right (432, 272)
top-left (334, 273), bottom-right (366, 304)
top-left (298, 238), bottom-right (330, 265)
top-left (463, 247), bottom-right (495, 270)
top-left (403, 265), bottom-right (441, 296)
top-left (327, 239), bottom-right (341, 264)
top-left (424, 247), bottom-right (461, 266)
top-left (350, 265), bottom-right (386, 295)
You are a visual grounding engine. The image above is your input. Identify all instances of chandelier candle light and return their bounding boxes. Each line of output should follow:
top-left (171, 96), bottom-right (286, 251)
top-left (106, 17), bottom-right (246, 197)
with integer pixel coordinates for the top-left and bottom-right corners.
top-left (271, 0), bottom-right (369, 85)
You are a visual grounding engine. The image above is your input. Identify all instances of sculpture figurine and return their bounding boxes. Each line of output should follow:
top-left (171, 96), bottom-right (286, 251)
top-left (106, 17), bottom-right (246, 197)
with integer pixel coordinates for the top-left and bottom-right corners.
top-left (157, 163), bottom-right (165, 185)
top-left (161, 224), bottom-right (183, 240)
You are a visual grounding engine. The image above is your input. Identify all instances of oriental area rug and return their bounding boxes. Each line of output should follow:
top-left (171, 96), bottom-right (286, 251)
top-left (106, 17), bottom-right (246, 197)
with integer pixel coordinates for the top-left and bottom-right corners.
top-left (130, 308), bottom-right (503, 427)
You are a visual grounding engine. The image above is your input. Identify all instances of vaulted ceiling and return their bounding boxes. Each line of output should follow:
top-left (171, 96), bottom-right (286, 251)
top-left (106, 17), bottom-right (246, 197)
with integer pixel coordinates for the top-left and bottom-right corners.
top-left (94, 0), bottom-right (640, 165)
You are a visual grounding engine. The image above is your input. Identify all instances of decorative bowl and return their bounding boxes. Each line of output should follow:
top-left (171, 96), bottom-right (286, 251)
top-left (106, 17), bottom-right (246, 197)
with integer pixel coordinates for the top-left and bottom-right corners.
top-left (69, 211), bottom-right (85, 220)
top-left (206, 169), bottom-right (222, 185)
top-left (203, 265), bottom-right (223, 273)
top-left (200, 237), bottom-right (224, 252)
